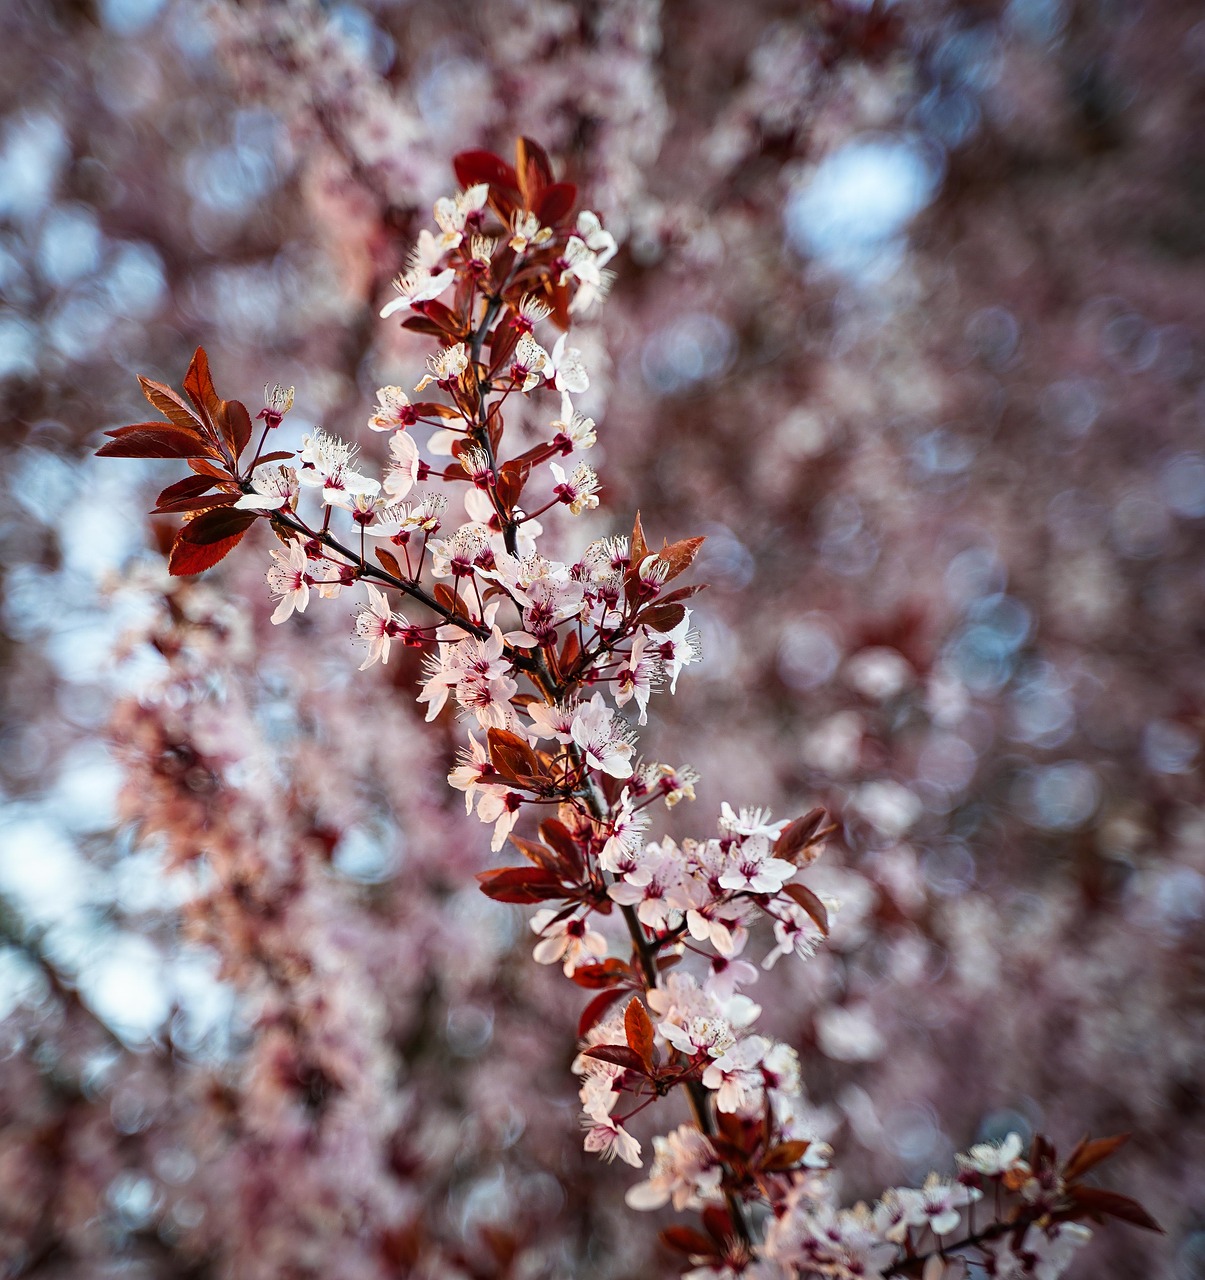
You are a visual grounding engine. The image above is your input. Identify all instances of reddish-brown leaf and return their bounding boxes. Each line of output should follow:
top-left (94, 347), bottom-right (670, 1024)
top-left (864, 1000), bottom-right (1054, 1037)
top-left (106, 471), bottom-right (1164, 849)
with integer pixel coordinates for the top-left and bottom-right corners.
top-left (418, 403), bottom-right (463, 423)
top-left (138, 376), bottom-right (205, 434)
top-left (783, 883), bottom-right (829, 935)
top-left (539, 819), bottom-right (585, 876)
top-left (432, 582), bottom-right (461, 616)
top-left (401, 315), bottom-right (446, 338)
top-left (700, 1207), bottom-right (734, 1244)
top-left (569, 959), bottom-right (633, 989)
top-left (773, 808), bottom-right (833, 865)
top-left (488, 727), bottom-right (543, 782)
top-left (154, 473), bottom-right (216, 510)
top-left (1069, 1187), bottom-right (1163, 1233)
top-left (1063, 1133), bottom-right (1129, 1182)
top-left (496, 459), bottom-right (530, 511)
top-left (559, 630), bottom-right (581, 674)
top-left (659, 1226), bottom-right (718, 1258)
top-left (515, 136), bottom-right (553, 204)
top-left (637, 602), bottom-right (686, 633)
top-left (454, 149), bottom-right (519, 195)
top-left (254, 450), bottom-right (295, 465)
top-left (215, 399), bottom-right (254, 459)
top-left (168, 526), bottom-right (249, 576)
top-left (97, 425), bottom-right (220, 460)
top-left (507, 835), bottom-right (562, 876)
top-left (624, 997), bottom-right (656, 1073)
top-left (188, 458), bottom-right (236, 481)
top-left (631, 511), bottom-right (648, 564)
top-left (657, 536), bottom-right (705, 582)
top-left (655, 584), bottom-right (706, 607)
top-left (475, 866), bottom-right (565, 904)
top-left (375, 548), bottom-right (404, 580)
top-left (577, 988), bottom-right (626, 1039)
top-left (153, 491), bottom-right (241, 516)
top-left (580, 1044), bottom-right (648, 1075)
top-left (177, 506), bottom-right (259, 547)
top-left (182, 346), bottom-right (221, 422)
top-left (535, 181), bottom-right (577, 226)
top-left (761, 1140), bottom-right (813, 1172)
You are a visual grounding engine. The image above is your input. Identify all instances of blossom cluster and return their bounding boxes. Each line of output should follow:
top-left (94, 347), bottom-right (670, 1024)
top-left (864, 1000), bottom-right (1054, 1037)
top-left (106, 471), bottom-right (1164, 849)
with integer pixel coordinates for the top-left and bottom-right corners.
top-left (98, 139), bottom-right (1159, 1278)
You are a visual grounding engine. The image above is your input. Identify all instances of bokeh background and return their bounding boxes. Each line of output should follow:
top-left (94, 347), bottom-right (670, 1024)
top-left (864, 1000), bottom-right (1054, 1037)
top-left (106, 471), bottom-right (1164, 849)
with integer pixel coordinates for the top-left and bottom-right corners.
top-left (1, 0), bottom-right (1203, 1276)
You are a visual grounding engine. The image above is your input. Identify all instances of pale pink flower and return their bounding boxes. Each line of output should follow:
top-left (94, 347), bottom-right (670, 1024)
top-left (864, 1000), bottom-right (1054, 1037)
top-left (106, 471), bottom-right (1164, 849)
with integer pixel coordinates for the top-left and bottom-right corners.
top-left (571, 694), bottom-right (635, 779)
top-left (511, 333), bottom-right (550, 391)
top-left (624, 1125), bottom-right (722, 1212)
top-left (508, 209), bottom-right (553, 253)
top-left (544, 332), bottom-right (589, 393)
top-left (894, 1173), bottom-right (979, 1238)
top-left (265, 540), bottom-right (311, 624)
top-left (614, 630), bottom-right (659, 724)
top-left (702, 1034), bottom-right (770, 1113)
top-left (582, 1115), bottom-right (642, 1168)
top-left (654, 608), bottom-right (702, 693)
top-left (379, 231), bottom-right (456, 316)
top-left (236, 463), bottom-right (299, 511)
top-left (550, 461), bottom-right (600, 515)
top-left (529, 908), bottom-right (607, 975)
top-left (718, 833), bottom-right (797, 895)
top-left (414, 342), bottom-right (468, 393)
top-left (353, 583), bottom-right (409, 670)
top-left (476, 788), bottom-right (523, 851)
top-left (956, 1132), bottom-right (1028, 1179)
top-left (297, 429), bottom-right (381, 506)
top-left (367, 385), bottom-right (417, 433)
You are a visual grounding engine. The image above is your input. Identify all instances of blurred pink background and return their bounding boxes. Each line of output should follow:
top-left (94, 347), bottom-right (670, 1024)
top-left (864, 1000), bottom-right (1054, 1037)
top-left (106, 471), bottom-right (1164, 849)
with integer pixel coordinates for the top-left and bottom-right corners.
top-left (0, 1), bottom-right (1202, 1276)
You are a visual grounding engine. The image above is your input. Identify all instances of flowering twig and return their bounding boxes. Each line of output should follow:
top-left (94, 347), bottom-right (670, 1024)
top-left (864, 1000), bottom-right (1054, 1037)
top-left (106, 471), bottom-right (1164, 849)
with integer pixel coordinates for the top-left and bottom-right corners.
top-left (101, 137), bottom-right (1159, 1280)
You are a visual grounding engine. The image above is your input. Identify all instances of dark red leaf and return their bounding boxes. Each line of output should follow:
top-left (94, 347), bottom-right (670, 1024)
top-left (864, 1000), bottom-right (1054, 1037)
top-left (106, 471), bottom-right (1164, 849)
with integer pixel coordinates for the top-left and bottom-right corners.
top-left (783, 883), bottom-right (829, 935)
top-left (401, 315), bottom-right (447, 337)
top-left (761, 1140), bottom-right (813, 1172)
top-left (375, 548), bottom-right (404, 580)
top-left (538, 819), bottom-right (585, 876)
top-left (569, 959), bottom-right (633, 990)
top-left (1063, 1133), bottom-right (1129, 1182)
top-left (98, 425), bottom-right (220, 460)
top-left (773, 808), bottom-right (833, 865)
top-left (659, 1226), bottom-right (718, 1258)
top-left (637, 602), bottom-right (686, 633)
top-left (508, 835), bottom-right (563, 876)
top-left (580, 1044), bottom-right (648, 1075)
top-left (254, 451), bottom-right (295, 465)
top-left (515, 136), bottom-right (553, 205)
top-left (535, 181), bottom-right (577, 226)
top-left (453, 149), bottom-right (519, 195)
top-left (188, 458), bottom-right (236, 481)
top-left (577, 988), bottom-right (626, 1039)
top-left (177, 506), bottom-right (260, 547)
top-left (475, 866), bottom-right (565, 904)
top-left (182, 346), bottom-right (222, 422)
top-left (631, 511), bottom-right (649, 564)
top-left (1070, 1187), bottom-right (1163, 1233)
top-left (216, 399), bottom-right (254, 459)
top-left (154, 474), bottom-right (216, 509)
top-left (154, 492), bottom-right (241, 516)
top-left (658, 536), bottom-right (705, 582)
top-left (624, 997), bottom-right (656, 1073)
top-left (700, 1207), bottom-right (735, 1244)
top-left (434, 583), bottom-right (465, 617)
top-left (168, 527), bottom-right (248, 576)
top-left (488, 727), bottom-right (543, 782)
top-left (138, 376), bottom-right (205, 434)
top-left (656, 584), bottom-right (706, 606)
